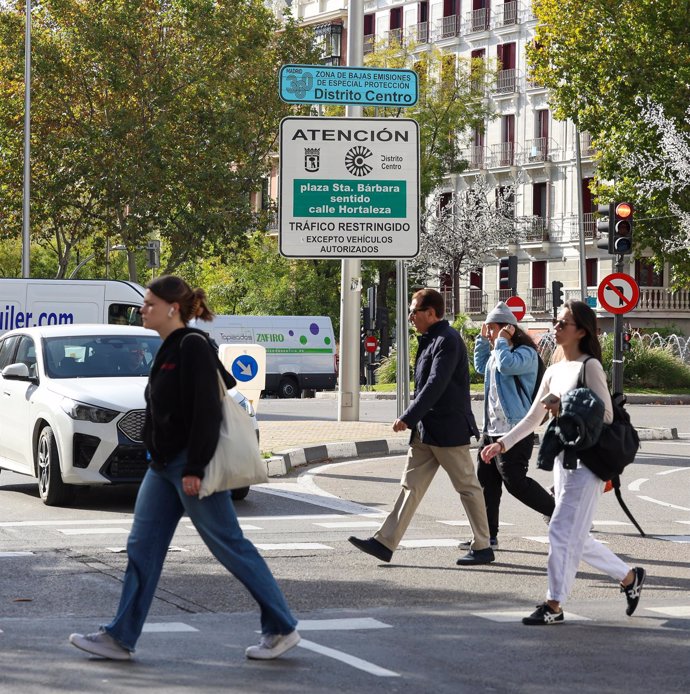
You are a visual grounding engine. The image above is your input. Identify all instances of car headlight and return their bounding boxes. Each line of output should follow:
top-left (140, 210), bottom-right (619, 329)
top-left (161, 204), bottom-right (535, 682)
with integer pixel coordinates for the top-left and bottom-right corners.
top-left (60, 398), bottom-right (119, 423)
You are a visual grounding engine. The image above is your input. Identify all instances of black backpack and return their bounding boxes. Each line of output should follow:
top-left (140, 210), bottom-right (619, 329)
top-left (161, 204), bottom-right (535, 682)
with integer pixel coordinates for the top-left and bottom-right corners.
top-left (576, 358), bottom-right (644, 536)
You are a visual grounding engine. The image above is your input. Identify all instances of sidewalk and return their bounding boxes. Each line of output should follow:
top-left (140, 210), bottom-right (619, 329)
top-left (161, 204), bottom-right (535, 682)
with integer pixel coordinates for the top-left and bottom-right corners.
top-left (259, 408), bottom-right (679, 478)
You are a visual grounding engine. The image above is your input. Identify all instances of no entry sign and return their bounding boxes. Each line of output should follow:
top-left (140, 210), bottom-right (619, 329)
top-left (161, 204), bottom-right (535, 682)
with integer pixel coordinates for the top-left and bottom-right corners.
top-left (506, 295), bottom-right (526, 321)
top-left (597, 273), bottom-right (640, 314)
top-left (364, 335), bottom-right (378, 353)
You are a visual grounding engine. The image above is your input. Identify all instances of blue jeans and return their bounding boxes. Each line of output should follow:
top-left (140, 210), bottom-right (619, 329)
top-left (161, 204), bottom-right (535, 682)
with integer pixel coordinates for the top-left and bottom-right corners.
top-left (104, 451), bottom-right (297, 651)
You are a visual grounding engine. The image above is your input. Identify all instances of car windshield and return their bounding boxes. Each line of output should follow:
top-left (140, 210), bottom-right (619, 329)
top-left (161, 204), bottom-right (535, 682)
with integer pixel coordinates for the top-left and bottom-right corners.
top-left (43, 335), bottom-right (162, 379)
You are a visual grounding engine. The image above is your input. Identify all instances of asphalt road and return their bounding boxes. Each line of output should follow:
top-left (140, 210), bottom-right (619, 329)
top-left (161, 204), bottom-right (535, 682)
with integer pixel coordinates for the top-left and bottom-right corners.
top-left (1, 415), bottom-right (689, 693)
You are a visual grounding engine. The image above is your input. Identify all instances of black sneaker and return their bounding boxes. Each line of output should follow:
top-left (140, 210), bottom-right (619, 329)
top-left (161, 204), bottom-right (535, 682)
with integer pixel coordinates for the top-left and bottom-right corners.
top-left (456, 547), bottom-right (495, 566)
top-left (621, 567), bottom-right (646, 616)
top-left (522, 603), bottom-right (564, 626)
top-left (348, 536), bottom-right (393, 563)
top-left (458, 537), bottom-right (498, 550)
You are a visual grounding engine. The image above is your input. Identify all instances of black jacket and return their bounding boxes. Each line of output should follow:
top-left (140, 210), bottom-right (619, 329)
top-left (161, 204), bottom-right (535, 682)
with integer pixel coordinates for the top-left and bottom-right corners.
top-left (142, 327), bottom-right (236, 478)
top-left (401, 320), bottom-right (479, 447)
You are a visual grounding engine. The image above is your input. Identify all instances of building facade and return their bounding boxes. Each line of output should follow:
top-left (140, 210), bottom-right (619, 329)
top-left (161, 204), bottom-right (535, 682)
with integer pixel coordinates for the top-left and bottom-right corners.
top-left (275, 0), bottom-right (690, 332)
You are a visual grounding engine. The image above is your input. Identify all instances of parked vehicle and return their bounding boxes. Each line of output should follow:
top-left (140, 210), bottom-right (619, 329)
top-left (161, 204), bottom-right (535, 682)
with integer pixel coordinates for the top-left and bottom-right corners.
top-left (0, 278), bottom-right (146, 335)
top-left (0, 324), bottom-right (258, 506)
top-left (193, 315), bottom-right (337, 398)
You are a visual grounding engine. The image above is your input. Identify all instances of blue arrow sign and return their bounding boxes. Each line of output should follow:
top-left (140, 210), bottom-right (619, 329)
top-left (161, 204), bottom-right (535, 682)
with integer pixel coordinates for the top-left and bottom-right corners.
top-left (279, 64), bottom-right (418, 107)
top-left (231, 355), bottom-right (258, 382)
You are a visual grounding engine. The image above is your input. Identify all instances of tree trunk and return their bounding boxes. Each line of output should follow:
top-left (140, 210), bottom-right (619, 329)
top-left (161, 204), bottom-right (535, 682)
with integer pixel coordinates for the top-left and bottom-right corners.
top-left (127, 250), bottom-right (138, 283)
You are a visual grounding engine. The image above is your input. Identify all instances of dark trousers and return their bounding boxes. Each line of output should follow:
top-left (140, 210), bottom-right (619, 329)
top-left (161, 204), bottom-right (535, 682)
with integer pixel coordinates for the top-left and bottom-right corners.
top-left (476, 433), bottom-right (555, 538)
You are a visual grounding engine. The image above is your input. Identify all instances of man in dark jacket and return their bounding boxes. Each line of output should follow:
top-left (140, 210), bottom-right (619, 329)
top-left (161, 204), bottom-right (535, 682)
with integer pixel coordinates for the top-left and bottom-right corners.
top-left (349, 289), bottom-right (494, 566)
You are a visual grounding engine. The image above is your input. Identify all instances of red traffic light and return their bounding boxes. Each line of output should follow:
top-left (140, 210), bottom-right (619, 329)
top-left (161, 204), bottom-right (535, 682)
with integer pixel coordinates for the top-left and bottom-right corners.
top-left (615, 202), bottom-right (633, 219)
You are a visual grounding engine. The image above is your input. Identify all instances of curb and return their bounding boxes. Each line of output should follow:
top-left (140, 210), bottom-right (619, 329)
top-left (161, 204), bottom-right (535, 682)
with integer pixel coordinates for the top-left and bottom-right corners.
top-left (316, 391), bottom-right (690, 404)
top-left (264, 426), bottom-right (678, 478)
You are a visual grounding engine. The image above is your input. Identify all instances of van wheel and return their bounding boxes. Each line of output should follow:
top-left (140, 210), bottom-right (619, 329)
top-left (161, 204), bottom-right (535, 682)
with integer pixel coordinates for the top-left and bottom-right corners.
top-left (37, 426), bottom-right (74, 506)
top-left (278, 377), bottom-right (300, 399)
top-left (231, 486), bottom-right (250, 501)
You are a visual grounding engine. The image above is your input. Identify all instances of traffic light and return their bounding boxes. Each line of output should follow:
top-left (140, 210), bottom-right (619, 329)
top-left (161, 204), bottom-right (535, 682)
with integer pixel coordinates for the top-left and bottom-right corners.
top-left (612, 202), bottom-right (634, 254)
top-left (362, 306), bottom-right (372, 332)
top-left (499, 255), bottom-right (518, 295)
top-left (552, 280), bottom-right (564, 308)
top-left (146, 240), bottom-right (160, 268)
top-left (621, 331), bottom-right (632, 352)
top-left (596, 202), bottom-right (614, 253)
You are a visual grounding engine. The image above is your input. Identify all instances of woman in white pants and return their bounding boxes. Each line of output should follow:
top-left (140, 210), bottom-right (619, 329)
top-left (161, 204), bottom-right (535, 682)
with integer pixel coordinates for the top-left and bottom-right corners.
top-left (481, 300), bottom-right (646, 625)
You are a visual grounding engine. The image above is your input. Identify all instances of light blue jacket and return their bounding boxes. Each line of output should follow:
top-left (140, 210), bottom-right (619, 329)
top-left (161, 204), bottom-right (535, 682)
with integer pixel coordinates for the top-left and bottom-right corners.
top-left (474, 336), bottom-right (539, 430)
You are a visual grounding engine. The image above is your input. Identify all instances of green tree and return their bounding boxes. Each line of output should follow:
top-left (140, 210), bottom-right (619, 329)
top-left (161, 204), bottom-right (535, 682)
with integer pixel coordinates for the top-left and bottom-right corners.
top-left (528, 0), bottom-right (690, 281)
top-left (0, 0), bottom-right (319, 279)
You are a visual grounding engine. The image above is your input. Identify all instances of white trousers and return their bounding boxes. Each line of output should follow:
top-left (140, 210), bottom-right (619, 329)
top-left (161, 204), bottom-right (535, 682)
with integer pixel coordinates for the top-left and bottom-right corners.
top-left (547, 457), bottom-right (630, 604)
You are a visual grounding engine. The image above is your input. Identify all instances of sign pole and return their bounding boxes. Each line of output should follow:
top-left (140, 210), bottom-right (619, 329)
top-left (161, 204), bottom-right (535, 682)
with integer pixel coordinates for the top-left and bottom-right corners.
top-left (612, 255), bottom-right (624, 394)
top-left (338, 0), bottom-right (363, 422)
top-left (395, 259), bottom-right (410, 416)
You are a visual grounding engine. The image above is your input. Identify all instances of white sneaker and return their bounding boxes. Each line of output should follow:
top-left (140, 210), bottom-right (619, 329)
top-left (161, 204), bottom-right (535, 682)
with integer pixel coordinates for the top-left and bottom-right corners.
top-left (245, 629), bottom-right (301, 660)
top-left (69, 630), bottom-right (131, 661)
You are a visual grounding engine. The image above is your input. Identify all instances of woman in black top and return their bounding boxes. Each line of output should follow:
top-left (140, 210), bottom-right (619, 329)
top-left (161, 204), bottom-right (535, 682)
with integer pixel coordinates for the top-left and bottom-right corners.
top-left (70, 276), bottom-right (299, 661)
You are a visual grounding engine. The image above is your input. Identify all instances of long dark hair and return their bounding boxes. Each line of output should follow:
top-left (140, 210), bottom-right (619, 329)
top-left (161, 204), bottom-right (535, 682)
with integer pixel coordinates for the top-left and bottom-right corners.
top-left (563, 299), bottom-right (602, 361)
top-left (147, 275), bottom-right (214, 324)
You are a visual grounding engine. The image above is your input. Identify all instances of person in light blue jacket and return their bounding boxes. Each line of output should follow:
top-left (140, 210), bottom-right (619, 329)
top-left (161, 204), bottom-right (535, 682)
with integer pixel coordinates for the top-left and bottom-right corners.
top-left (460, 302), bottom-right (555, 548)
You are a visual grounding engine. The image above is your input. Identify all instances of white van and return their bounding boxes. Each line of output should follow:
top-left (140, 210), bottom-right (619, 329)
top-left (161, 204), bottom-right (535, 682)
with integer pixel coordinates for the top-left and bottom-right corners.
top-left (194, 315), bottom-right (337, 398)
top-left (0, 279), bottom-right (145, 335)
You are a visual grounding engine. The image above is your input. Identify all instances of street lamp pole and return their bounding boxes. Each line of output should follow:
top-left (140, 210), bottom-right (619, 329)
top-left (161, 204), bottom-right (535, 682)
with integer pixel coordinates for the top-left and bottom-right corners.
top-left (21, 0), bottom-right (32, 278)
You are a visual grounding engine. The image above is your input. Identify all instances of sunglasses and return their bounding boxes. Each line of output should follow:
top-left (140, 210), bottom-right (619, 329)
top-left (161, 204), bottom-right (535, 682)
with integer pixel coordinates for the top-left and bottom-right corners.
top-left (409, 307), bottom-right (428, 316)
top-left (552, 318), bottom-right (578, 330)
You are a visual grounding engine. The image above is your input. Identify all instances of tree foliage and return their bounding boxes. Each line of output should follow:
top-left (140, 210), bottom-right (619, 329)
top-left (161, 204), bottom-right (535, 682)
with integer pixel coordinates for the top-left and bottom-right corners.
top-left (0, 0), bottom-right (319, 279)
top-left (528, 0), bottom-right (690, 276)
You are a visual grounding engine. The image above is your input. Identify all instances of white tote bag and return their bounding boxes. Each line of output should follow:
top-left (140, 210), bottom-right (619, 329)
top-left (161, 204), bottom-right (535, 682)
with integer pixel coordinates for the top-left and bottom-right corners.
top-left (198, 373), bottom-right (268, 499)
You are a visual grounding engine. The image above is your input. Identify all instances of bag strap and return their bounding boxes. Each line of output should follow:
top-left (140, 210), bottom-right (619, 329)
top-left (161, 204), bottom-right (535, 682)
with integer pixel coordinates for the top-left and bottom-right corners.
top-left (182, 332), bottom-right (226, 402)
top-left (577, 356), bottom-right (595, 388)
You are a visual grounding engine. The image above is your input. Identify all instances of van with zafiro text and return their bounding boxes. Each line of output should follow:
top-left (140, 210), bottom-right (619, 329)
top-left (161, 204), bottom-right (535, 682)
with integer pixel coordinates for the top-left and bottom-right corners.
top-left (0, 279), bottom-right (145, 335)
top-left (193, 315), bottom-right (337, 398)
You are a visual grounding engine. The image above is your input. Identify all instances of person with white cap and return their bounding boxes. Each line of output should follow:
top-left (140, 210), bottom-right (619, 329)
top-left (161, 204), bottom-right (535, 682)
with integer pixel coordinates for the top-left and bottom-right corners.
top-left (459, 301), bottom-right (555, 549)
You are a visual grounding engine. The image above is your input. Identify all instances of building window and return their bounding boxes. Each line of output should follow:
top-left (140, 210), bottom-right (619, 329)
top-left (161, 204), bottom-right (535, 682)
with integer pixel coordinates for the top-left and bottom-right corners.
top-left (314, 22), bottom-right (343, 66)
top-left (635, 259), bottom-right (664, 287)
top-left (586, 258), bottom-right (598, 287)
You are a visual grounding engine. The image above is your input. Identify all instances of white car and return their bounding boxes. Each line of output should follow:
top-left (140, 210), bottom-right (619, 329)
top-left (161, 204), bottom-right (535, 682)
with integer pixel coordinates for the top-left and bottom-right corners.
top-left (0, 324), bottom-right (258, 506)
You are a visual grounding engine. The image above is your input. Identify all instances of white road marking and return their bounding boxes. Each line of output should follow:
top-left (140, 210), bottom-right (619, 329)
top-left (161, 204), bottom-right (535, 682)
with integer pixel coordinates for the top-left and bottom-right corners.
top-left (474, 610), bottom-right (591, 623)
top-left (627, 478), bottom-right (648, 491)
top-left (438, 520), bottom-right (514, 527)
top-left (142, 623), bottom-right (199, 633)
top-left (297, 618), bottom-right (392, 631)
top-left (184, 524), bottom-right (261, 531)
top-left (592, 521), bottom-right (632, 526)
top-left (107, 546), bottom-right (189, 553)
top-left (57, 528), bottom-right (130, 535)
top-left (652, 535), bottom-right (690, 543)
top-left (675, 521), bottom-right (690, 525)
top-left (254, 542), bottom-right (333, 550)
top-left (312, 521), bottom-right (380, 529)
top-left (524, 535), bottom-right (550, 544)
top-left (0, 519), bottom-right (132, 527)
top-left (0, 551), bottom-right (34, 557)
top-left (637, 496), bottom-right (690, 512)
top-left (644, 606), bottom-right (690, 617)
top-left (237, 514), bottom-right (381, 522)
top-left (657, 468), bottom-right (690, 475)
top-left (398, 539), bottom-right (459, 548)
top-left (297, 638), bottom-right (399, 678)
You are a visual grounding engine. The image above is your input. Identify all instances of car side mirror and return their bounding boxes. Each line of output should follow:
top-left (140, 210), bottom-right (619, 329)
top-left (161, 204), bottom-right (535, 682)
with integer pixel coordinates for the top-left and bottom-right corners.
top-left (1, 362), bottom-right (32, 381)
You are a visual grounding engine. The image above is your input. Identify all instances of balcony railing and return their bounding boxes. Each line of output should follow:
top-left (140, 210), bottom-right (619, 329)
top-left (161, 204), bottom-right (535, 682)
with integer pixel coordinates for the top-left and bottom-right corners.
top-left (385, 28), bottom-right (403, 46)
top-left (490, 142), bottom-right (516, 167)
top-left (363, 34), bottom-right (375, 54)
top-left (494, 68), bottom-right (518, 94)
top-left (464, 289), bottom-right (488, 315)
top-left (580, 131), bottom-right (596, 157)
top-left (519, 215), bottom-right (549, 242)
top-left (494, 1), bottom-right (519, 28)
top-left (637, 288), bottom-right (690, 312)
top-left (528, 288), bottom-right (548, 314)
top-left (437, 14), bottom-right (460, 39)
top-left (466, 8), bottom-right (490, 33)
top-left (408, 21), bottom-right (429, 44)
top-left (463, 145), bottom-right (487, 170)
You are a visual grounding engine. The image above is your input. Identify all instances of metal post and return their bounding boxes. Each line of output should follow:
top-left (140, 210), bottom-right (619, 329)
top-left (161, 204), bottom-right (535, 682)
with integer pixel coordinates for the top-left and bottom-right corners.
top-left (396, 260), bottom-right (410, 417)
top-left (337, 0), bottom-right (364, 422)
top-left (21, 0), bottom-right (32, 278)
top-left (612, 254), bottom-right (625, 394)
top-left (574, 124), bottom-right (587, 300)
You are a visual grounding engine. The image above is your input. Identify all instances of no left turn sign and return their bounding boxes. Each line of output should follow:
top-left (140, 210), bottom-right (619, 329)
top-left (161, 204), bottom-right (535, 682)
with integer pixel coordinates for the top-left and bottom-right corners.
top-left (597, 272), bottom-right (640, 314)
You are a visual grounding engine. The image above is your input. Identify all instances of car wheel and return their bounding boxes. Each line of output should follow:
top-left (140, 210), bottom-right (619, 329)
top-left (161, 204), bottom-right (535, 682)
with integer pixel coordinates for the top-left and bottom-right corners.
top-left (231, 486), bottom-right (250, 501)
top-left (278, 377), bottom-right (300, 399)
top-left (37, 425), bottom-right (74, 506)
